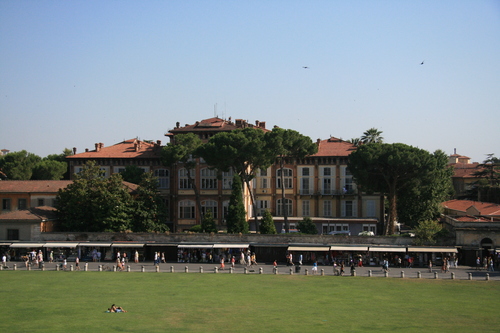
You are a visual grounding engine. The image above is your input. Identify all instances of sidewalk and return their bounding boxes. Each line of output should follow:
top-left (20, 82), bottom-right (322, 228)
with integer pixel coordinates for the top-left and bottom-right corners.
top-left (5, 261), bottom-right (500, 281)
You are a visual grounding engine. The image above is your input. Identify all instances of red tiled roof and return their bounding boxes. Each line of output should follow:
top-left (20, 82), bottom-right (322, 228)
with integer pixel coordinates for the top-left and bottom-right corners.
top-left (450, 163), bottom-right (482, 178)
top-left (454, 215), bottom-right (492, 222)
top-left (0, 206), bottom-right (57, 221)
top-left (442, 200), bottom-right (500, 216)
top-left (0, 180), bottom-right (72, 193)
top-left (67, 139), bottom-right (161, 159)
top-left (313, 137), bottom-right (357, 157)
top-left (168, 117), bottom-right (269, 134)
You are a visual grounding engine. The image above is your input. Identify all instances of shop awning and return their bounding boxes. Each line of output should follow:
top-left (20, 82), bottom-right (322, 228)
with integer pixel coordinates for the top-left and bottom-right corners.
top-left (0, 242), bottom-right (12, 246)
top-left (369, 246), bottom-right (406, 252)
top-left (407, 247), bottom-right (458, 253)
top-left (213, 243), bottom-right (249, 249)
top-left (288, 246), bottom-right (330, 251)
top-left (9, 242), bottom-right (44, 248)
top-left (111, 243), bottom-right (145, 248)
top-left (43, 242), bottom-right (80, 248)
top-left (178, 244), bottom-right (214, 249)
top-left (145, 243), bottom-right (177, 247)
top-left (330, 246), bottom-right (369, 251)
top-left (78, 242), bottom-right (112, 247)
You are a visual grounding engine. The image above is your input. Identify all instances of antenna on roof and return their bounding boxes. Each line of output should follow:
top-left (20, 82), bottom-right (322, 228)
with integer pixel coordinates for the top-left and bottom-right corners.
top-left (214, 103), bottom-right (217, 117)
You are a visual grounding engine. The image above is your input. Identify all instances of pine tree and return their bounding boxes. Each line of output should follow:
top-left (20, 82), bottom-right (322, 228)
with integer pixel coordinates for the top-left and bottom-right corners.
top-left (259, 210), bottom-right (277, 234)
top-left (226, 175), bottom-right (248, 233)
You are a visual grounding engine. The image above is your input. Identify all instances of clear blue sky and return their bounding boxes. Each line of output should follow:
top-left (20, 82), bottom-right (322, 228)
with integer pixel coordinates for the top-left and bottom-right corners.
top-left (1, 1), bottom-right (499, 162)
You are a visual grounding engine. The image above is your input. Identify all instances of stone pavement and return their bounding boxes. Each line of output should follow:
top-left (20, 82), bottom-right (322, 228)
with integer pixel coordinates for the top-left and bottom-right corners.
top-left (4, 260), bottom-right (500, 281)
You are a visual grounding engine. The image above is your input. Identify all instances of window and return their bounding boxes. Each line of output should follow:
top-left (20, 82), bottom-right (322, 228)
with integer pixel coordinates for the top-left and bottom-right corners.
top-left (179, 169), bottom-right (193, 189)
top-left (222, 201), bottom-right (230, 221)
top-left (178, 200), bottom-right (195, 219)
top-left (201, 200), bottom-right (218, 218)
top-left (259, 168), bottom-right (268, 177)
top-left (300, 178), bottom-right (311, 195)
top-left (363, 224), bottom-right (377, 233)
top-left (7, 229), bottom-right (19, 240)
top-left (302, 200), bottom-right (310, 217)
top-left (320, 167), bottom-right (335, 195)
top-left (342, 200), bottom-right (357, 217)
top-left (222, 170), bottom-right (233, 189)
top-left (257, 200), bottom-right (270, 216)
top-left (2, 199), bottom-right (11, 211)
top-left (18, 199), bottom-right (27, 210)
top-left (277, 168), bottom-right (293, 189)
top-left (366, 200), bottom-right (376, 217)
top-left (341, 166), bottom-right (356, 194)
top-left (201, 168), bottom-right (218, 190)
top-left (302, 168), bottom-right (310, 176)
top-left (154, 169), bottom-right (169, 189)
top-left (261, 178), bottom-right (268, 189)
top-left (277, 198), bottom-right (292, 216)
top-left (38, 199), bottom-right (45, 206)
top-left (323, 200), bottom-right (332, 217)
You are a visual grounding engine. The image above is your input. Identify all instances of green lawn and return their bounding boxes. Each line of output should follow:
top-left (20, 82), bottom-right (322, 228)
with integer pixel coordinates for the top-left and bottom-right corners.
top-left (0, 271), bottom-right (498, 332)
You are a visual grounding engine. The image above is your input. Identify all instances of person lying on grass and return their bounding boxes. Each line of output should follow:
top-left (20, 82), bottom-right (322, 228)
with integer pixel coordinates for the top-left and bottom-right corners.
top-left (108, 304), bottom-right (127, 312)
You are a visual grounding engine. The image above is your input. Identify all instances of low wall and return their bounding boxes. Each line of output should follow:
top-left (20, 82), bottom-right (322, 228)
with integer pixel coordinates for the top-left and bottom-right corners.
top-left (40, 232), bottom-right (414, 246)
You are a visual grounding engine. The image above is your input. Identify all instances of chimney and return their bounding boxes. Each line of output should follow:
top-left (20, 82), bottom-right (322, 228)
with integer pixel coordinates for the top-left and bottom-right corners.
top-left (255, 120), bottom-right (260, 127)
top-left (134, 142), bottom-right (138, 151)
top-left (85, 148), bottom-right (89, 152)
top-left (316, 138), bottom-right (321, 146)
top-left (156, 140), bottom-right (161, 146)
top-left (259, 121), bottom-right (266, 129)
top-left (176, 122), bottom-right (180, 128)
top-left (95, 143), bottom-right (100, 152)
top-left (72, 147), bottom-right (77, 155)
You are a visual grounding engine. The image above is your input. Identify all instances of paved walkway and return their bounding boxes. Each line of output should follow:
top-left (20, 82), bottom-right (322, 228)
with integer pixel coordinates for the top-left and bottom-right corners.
top-left (5, 261), bottom-right (500, 281)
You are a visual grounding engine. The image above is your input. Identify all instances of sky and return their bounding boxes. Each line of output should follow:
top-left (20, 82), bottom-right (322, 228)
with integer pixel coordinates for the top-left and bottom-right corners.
top-left (1, 1), bottom-right (499, 163)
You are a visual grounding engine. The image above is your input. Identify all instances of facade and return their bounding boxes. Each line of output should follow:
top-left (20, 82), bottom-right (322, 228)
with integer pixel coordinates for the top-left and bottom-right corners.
top-left (65, 117), bottom-right (384, 234)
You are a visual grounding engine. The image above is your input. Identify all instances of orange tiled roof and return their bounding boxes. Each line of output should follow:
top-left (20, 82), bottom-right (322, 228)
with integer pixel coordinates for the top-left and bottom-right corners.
top-left (454, 215), bottom-right (493, 222)
top-left (67, 139), bottom-right (161, 159)
top-left (313, 137), bottom-right (357, 157)
top-left (0, 206), bottom-right (57, 221)
top-left (0, 180), bottom-right (72, 193)
top-left (443, 200), bottom-right (500, 216)
top-left (168, 117), bottom-right (269, 134)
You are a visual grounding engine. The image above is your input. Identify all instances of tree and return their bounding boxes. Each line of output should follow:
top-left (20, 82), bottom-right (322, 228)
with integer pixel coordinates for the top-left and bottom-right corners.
top-left (56, 161), bottom-right (134, 232)
top-left (361, 128), bottom-right (384, 144)
top-left (31, 160), bottom-right (67, 180)
top-left (259, 210), bottom-right (277, 234)
top-left (0, 150), bottom-right (41, 180)
top-left (413, 220), bottom-right (442, 246)
top-left (396, 150), bottom-right (453, 227)
top-left (120, 165), bottom-right (145, 184)
top-left (348, 143), bottom-right (451, 235)
top-left (197, 127), bottom-right (275, 231)
top-left (265, 127), bottom-right (318, 233)
top-left (131, 172), bottom-right (169, 232)
top-left (226, 175), bottom-right (248, 233)
top-left (161, 133), bottom-right (203, 223)
top-left (348, 138), bottom-right (361, 147)
top-left (201, 210), bottom-right (218, 233)
top-left (297, 217), bottom-right (318, 234)
top-left (472, 154), bottom-right (500, 204)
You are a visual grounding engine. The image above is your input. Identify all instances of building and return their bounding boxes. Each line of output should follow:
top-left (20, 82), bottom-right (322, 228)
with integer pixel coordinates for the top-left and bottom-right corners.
top-left (66, 117), bottom-right (384, 234)
top-left (442, 199), bottom-right (500, 265)
top-left (448, 153), bottom-right (481, 198)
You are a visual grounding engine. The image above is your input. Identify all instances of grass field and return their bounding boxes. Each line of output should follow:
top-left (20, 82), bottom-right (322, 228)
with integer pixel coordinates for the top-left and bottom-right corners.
top-left (0, 271), bottom-right (499, 332)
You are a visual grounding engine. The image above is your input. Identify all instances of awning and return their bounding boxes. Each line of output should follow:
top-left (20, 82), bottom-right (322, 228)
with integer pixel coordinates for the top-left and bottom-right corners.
top-left (145, 243), bottom-right (177, 247)
top-left (288, 246), bottom-right (330, 251)
top-left (111, 243), bottom-right (145, 248)
top-left (407, 247), bottom-right (458, 253)
top-left (9, 242), bottom-right (44, 248)
top-left (369, 246), bottom-right (406, 252)
top-left (330, 246), bottom-right (369, 252)
top-left (78, 242), bottom-right (112, 247)
top-left (212, 243), bottom-right (249, 249)
top-left (43, 242), bottom-right (80, 248)
top-left (0, 242), bottom-right (12, 246)
top-left (178, 244), bottom-right (214, 249)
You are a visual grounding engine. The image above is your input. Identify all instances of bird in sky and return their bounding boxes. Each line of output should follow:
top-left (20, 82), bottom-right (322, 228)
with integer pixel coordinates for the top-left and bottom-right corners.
top-left (420, 61), bottom-right (424, 65)
top-left (302, 66), bottom-right (309, 69)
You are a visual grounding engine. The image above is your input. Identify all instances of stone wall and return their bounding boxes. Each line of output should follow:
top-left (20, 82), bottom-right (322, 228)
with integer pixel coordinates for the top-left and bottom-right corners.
top-left (40, 232), bottom-right (414, 246)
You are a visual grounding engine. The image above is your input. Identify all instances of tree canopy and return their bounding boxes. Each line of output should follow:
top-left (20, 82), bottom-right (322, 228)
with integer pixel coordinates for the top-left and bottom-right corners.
top-left (471, 154), bottom-right (500, 204)
top-left (259, 210), bottom-right (277, 234)
top-left (226, 175), bottom-right (248, 233)
top-left (348, 143), bottom-right (452, 234)
top-left (56, 161), bottom-right (168, 232)
top-left (297, 217), bottom-right (318, 234)
top-left (0, 149), bottom-right (70, 180)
